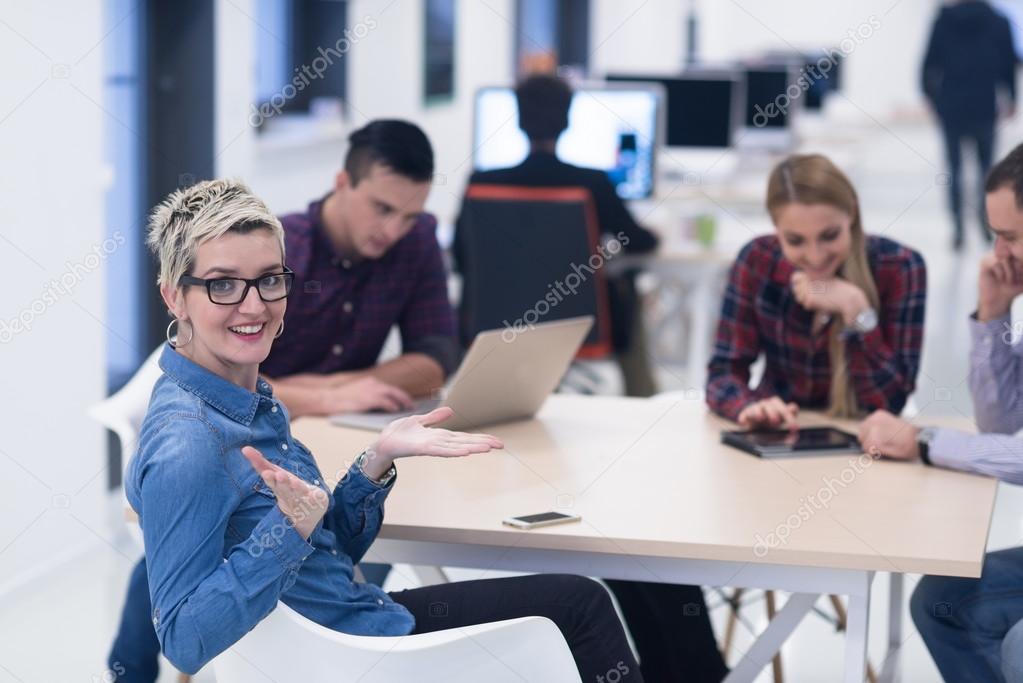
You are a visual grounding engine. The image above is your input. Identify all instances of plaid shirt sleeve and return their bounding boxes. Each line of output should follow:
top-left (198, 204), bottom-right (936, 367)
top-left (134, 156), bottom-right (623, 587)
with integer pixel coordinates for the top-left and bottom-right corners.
top-left (844, 245), bottom-right (927, 414)
top-left (398, 219), bottom-right (458, 374)
top-left (706, 240), bottom-right (766, 420)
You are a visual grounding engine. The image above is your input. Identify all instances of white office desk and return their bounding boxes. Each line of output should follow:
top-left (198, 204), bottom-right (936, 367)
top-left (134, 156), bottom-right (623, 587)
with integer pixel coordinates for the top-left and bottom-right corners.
top-left (294, 395), bottom-right (996, 683)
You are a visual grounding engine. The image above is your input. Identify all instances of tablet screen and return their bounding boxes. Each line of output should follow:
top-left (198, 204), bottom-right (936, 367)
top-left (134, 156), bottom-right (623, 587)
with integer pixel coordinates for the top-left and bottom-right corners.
top-left (733, 427), bottom-right (859, 452)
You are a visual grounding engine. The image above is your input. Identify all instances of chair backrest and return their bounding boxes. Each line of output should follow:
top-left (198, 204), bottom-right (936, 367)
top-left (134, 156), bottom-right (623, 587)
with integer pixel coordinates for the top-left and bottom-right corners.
top-left (457, 184), bottom-right (613, 359)
top-left (88, 345), bottom-right (163, 475)
top-left (213, 602), bottom-right (582, 683)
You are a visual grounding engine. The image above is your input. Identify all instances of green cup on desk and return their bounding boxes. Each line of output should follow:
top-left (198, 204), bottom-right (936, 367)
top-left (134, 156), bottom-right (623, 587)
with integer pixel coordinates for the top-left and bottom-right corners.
top-left (694, 214), bottom-right (717, 248)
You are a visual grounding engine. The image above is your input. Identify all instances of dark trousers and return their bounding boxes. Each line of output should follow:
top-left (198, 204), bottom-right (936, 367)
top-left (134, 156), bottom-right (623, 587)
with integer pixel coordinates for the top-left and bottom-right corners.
top-left (391, 574), bottom-right (643, 682)
top-left (605, 580), bottom-right (728, 683)
top-left (110, 561), bottom-right (642, 683)
top-left (940, 116), bottom-right (996, 241)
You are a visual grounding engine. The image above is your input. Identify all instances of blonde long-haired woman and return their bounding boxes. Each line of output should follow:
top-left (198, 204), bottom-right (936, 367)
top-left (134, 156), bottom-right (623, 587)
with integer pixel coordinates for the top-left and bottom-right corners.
top-left (705, 153), bottom-right (927, 427)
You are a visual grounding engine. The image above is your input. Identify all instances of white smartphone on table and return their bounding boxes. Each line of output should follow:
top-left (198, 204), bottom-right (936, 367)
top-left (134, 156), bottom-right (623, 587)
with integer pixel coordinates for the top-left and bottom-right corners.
top-left (502, 511), bottom-right (582, 530)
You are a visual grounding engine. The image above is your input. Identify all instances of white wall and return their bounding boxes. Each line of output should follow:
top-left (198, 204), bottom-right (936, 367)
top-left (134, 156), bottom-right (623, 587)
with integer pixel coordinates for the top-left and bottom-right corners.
top-left (215, 0), bottom-right (517, 226)
top-left (0, 2), bottom-right (108, 594)
top-left (699, 0), bottom-right (938, 119)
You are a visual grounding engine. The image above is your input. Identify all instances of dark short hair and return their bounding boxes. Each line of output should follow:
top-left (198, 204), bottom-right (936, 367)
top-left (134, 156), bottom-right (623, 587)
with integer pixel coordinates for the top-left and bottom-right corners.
top-left (344, 119), bottom-right (434, 186)
top-left (986, 142), bottom-right (1023, 207)
top-left (515, 74), bottom-right (573, 142)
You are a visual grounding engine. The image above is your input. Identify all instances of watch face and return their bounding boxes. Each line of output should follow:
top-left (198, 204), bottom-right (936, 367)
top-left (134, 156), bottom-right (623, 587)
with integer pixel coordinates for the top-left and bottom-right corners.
top-left (856, 308), bottom-right (878, 332)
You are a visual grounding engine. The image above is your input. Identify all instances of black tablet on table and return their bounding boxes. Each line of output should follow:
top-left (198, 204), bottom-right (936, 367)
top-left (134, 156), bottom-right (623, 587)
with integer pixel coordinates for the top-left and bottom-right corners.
top-left (721, 427), bottom-right (862, 459)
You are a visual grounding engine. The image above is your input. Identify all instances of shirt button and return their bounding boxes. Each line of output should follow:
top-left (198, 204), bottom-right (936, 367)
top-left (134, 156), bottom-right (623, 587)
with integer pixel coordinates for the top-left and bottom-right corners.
top-left (271, 405), bottom-right (278, 413)
top-left (342, 301), bottom-right (353, 313)
top-left (377, 599), bottom-right (384, 605)
top-left (342, 259), bottom-right (352, 269)
top-left (331, 549), bottom-right (338, 555)
top-left (332, 344), bottom-right (344, 356)
top-left (281, 443), bottom-right (289, 451)
top-left (313, 478), bottom-right (320, 485)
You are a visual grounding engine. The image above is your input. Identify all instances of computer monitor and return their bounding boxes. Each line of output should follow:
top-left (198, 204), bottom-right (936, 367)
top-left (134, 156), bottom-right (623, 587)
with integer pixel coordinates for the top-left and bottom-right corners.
top-left (757, 50), bottom-right (842, 111)
top-left (607, 72), bottom-right (741, 148)
top-left (472, 84), bottom-right (663, 200)
top-left (744, 66), bottom-right (794, 129)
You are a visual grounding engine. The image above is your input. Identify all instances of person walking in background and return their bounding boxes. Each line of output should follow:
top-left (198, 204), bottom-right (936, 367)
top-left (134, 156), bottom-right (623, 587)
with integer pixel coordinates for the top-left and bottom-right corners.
top-left (922, 0), bottom-right (1018, 250)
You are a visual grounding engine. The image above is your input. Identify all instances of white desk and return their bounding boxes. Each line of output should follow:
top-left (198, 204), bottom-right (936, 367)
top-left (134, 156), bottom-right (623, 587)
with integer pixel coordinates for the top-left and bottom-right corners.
top-left (294, 395), bottom-right (996, 683)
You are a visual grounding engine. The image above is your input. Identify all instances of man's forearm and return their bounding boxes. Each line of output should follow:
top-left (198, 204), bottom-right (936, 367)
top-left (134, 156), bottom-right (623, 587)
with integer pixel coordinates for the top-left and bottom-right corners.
top-left (968, 313), bottom-right (1023, 434)
top-left (359, 353), bottom-right (445, 397)
top-left (264, 378), bottom-right (321, 418)
top-left (930, 428), bottom-right (1023, 485)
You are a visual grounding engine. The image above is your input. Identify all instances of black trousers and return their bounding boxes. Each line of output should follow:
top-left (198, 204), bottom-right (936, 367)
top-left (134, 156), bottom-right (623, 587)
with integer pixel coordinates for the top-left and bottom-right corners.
top-left (604, 580), bottom-right (728, 683)
top-left (391, 574), bottom-right (643, 683)
top-left (940, 116), bottom-right (996, 240)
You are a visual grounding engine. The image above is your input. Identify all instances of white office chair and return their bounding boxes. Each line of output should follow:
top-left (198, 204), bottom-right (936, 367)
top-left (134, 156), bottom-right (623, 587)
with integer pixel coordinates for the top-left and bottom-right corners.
top-left (213, 601), bottom-right (582, 683)
top-left (88, 345), bottom-right (164, 545)
top-left (88, 345), bottom-right (193, 681)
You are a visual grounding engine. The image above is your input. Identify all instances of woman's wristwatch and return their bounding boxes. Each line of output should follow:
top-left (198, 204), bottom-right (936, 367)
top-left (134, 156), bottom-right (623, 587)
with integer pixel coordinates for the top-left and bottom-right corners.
top-left (852, 307), bottom-right (879, 334)
top-left (354, 450), bottom-right (396, 486)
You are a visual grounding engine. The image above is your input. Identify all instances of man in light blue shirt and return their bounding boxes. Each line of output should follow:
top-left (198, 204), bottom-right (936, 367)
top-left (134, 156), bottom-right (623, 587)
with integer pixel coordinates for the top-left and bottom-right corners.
top-left (859, 141), bottom-right (1023, 682)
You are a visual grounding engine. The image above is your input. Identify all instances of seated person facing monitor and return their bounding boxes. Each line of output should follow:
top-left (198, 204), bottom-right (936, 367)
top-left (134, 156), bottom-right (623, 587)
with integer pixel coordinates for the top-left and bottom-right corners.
top-left (115, 178), bottom-right (643, 681)
top-left (456, 73), bottom-right (727, 683)
top-left (455, 73), bottom-right (661, 398)
top-left (706, 153), bottom-right (927, 427)
top-left (106, 120), bottom-right (456, 682)
top-left (859, 142), bottom-right (1023, 683)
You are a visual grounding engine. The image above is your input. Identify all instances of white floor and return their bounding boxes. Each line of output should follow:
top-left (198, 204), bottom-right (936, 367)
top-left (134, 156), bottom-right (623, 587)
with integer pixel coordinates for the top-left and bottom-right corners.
top-left (5, 117), bottom-right (1023, 682)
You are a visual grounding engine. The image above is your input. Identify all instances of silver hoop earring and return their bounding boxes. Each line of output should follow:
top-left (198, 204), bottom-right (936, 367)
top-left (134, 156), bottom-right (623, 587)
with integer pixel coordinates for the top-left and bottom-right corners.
top-left (274, 321), bottom-right (284, 339)
top-left (166, 318), bottom-right (193, 348)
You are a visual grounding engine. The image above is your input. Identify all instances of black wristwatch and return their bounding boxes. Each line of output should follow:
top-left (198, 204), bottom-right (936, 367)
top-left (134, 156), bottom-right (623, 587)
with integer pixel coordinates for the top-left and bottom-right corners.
top-left (917, 427), bottom-right (936, 466)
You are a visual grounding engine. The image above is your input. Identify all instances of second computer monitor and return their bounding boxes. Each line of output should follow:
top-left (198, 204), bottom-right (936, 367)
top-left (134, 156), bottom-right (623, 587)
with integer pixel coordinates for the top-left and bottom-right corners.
top-left (607, 73), bottom-right (741, 149)
top-left (743, 66), bottom-right (794, 129)
top-left (472, 84), bottom-right (663, 200)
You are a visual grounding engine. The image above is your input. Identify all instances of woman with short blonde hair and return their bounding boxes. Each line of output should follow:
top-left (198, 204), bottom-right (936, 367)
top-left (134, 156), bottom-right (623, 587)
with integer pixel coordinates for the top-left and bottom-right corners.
top-left (122, 179), bottom-right (643, 681)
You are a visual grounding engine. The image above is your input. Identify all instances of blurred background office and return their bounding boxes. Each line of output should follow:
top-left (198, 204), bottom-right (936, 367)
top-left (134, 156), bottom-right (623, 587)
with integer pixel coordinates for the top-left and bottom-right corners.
top-left (3, 1), bottom-right (1023, 680)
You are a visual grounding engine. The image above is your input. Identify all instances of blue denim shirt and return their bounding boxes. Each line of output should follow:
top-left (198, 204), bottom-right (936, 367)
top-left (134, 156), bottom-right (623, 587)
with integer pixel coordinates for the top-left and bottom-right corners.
top-left (126, 345), bottom-right (415, 674)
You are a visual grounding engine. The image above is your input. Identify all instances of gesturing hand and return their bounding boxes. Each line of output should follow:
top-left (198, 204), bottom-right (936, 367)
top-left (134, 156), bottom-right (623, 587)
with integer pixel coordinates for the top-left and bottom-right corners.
top-left (858, 410), bottom-right (920, 461)
top-left (977, 252), bottom-right (1023, 322)
top-left (791, 272), bottom-right (869, 325)
top-left (362, 407), bottom-right (504, 480)
top-left (241, 446), bottom-right (329, 540)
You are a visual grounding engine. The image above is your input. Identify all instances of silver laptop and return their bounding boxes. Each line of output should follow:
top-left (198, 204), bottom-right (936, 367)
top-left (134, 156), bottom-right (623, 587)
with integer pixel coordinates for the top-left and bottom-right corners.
top-left (329, 316), bottom-right (594, 432)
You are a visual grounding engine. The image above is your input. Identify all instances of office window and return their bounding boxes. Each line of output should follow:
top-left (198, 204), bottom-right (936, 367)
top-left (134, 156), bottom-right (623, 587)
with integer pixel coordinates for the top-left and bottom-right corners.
top-left (252, 0), bottom-right (350, 129)
top-left (424, 0), bottom-right (456, 102)
top-left (515, 0), bottom-right (590, 76)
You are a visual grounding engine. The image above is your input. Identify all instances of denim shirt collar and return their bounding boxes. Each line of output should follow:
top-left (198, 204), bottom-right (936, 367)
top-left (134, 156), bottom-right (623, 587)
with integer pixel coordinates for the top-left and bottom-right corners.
top-left (158, 343), bottom-right (273, 426)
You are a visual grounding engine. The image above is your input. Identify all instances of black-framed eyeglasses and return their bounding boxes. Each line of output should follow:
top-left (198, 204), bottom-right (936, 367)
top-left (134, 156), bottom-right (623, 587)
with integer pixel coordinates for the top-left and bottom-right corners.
top-left (178, 267), bottom-right (294, 305)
